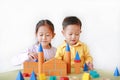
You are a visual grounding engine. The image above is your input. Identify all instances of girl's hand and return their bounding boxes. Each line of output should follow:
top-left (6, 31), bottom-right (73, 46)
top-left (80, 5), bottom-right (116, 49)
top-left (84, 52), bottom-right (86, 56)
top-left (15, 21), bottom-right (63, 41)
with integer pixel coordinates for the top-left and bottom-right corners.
top-left (28, 53), bottom-right (38, 61)
top-left (87, 62), bottom-right (94, 70)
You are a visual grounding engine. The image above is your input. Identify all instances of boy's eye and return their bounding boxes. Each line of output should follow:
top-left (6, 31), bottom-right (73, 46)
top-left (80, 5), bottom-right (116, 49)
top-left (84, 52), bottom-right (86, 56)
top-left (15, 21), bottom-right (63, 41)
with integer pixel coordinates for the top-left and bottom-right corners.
top-left (69, 34), bottom-right (72, 35)
top-left (75, 34), bottom-right (79, 36)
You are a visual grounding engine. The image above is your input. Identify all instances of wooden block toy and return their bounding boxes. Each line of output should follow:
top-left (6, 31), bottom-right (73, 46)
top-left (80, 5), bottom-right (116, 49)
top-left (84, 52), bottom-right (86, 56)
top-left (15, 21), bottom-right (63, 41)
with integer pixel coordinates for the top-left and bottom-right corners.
top-left (114, 67), bottom-right (120, 76)
top-left (22, 73), bottom-right (30, 77)
top-left (38, 44), bottom-right (44, 74)
top-left (60, 77), bottom-right (69, 80)
top-left (23, 61), bottom-right (38, 74)
top-left (69, 76), bottom-right (80, 80)
top-left (82, 72), bottom-right (91, 80)
top-left (89, 70), bottom-right (100, 78)
top-left (49, 76), bottom-right (57, 80)
top-left (83, 63), bottom-right (88, 72)
top-left (74, 51), bottom-right (81, 62)
top-left (64, 43), bottom-right (71, 74)
top-left (74, 63), bottom-right (81, 74)
top-left (16, 71), bottom-right (24, 80)
top-left (38, 73), bottom-right (46, 80)
top-left (74, 52), bottom-right (81, 74)
top-left (30, 71), bottom-right (37, 80)
top-left (42, 58), bottom-right (67, 76)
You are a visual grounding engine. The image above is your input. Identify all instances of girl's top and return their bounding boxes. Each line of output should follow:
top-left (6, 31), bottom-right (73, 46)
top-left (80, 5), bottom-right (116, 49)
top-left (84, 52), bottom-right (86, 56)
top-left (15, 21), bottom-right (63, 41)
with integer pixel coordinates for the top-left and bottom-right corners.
top-left (12, 44), bottom-right (56, 66)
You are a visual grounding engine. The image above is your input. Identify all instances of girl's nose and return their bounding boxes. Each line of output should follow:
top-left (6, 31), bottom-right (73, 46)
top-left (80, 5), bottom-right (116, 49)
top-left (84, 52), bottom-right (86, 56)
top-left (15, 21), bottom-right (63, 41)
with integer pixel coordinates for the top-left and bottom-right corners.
top-left (42, 35), bottom-right (46, 39)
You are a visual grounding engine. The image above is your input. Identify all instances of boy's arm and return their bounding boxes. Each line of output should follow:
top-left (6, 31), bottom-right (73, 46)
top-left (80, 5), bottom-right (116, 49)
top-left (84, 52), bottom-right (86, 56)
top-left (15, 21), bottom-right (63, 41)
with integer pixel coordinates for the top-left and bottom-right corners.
top-left (55, 47), bottom-right (63, 60)
top-left (84, 44), bottom-right (93, 64)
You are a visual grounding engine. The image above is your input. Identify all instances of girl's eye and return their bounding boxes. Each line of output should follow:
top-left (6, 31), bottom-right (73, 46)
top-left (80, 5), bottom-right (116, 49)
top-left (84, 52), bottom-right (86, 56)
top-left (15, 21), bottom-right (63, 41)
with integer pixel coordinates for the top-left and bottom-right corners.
top-left (39, 34), bottom-right (43, 36)
top-left (46, 35), bottom-right (50, 36)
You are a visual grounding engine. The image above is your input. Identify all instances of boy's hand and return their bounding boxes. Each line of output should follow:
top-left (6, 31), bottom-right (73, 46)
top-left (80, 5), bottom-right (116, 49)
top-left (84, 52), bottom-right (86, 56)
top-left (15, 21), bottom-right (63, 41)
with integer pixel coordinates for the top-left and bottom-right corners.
top-left (28, 53), bottom-right (38, 61)
top-left (87, 62), bottom-right (94, 70)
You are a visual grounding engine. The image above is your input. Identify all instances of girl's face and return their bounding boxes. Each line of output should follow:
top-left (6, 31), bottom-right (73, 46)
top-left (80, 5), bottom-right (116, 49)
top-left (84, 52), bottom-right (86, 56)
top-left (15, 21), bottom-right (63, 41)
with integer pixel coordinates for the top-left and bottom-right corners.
top-left (62, 24), bottom-right (81, 46)
top-left (36, 25), bottom-right (55, 48)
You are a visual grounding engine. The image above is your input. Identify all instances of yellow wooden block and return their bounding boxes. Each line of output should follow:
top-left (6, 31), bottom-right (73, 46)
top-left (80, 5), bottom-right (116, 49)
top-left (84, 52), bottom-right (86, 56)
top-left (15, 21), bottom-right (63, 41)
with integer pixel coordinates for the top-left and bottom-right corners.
top-left (38, 73), bottom-right (46, 80)
top-left (82, 72), bottom-right (91, 80)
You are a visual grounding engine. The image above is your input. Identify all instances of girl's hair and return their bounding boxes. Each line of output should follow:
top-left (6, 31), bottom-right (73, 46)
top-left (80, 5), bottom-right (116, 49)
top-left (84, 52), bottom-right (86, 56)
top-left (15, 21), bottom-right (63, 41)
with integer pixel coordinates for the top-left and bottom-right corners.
top-left (35, 19), bottom-right (55, 47)
top-left (62, 16), bottom-right (82, 29)
top-left (35, 19), bottom-right (54, 34)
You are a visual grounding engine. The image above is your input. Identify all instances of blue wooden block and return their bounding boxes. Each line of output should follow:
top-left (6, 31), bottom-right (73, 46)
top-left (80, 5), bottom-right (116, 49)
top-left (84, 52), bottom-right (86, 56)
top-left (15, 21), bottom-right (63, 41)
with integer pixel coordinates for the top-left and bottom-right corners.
top-left (66, 43), bottom-right (70, 52)
top-left (74, 51), bottom-right (80, 61)
top-left (30, 71), bottom-right (37, 80)
top-left (114, 67), bottom-right (120, 76)
top-left (38, 43), bottom-right (43, 52)
top-left (83, 63), bottom-right (88, 71)
top-left (89, 70), bottom-right (100, 78)
top-left (49, 76), bottom-right (57, 80)
top-left (16, 71), bottom-right (24, 80)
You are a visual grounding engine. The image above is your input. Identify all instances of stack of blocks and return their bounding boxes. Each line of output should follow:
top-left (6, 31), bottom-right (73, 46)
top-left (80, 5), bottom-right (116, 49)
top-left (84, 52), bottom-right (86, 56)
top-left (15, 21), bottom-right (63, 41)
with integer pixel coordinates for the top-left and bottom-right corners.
top-left (23, 43), bottom-right (83, 76)
top-left (74, 51), bottom-right (81, 74)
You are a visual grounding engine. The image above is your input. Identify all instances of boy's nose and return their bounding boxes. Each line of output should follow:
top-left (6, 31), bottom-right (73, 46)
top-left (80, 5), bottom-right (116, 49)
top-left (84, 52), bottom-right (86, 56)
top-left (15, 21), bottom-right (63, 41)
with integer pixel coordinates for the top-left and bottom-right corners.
top-left (72, 34), bottom-right (76, 39)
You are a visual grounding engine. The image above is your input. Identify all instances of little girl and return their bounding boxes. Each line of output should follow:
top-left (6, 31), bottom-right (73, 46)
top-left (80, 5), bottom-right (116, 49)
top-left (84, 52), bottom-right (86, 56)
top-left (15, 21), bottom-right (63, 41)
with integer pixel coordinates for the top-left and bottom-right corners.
top-left (12, 19), bottom-right (56, 65)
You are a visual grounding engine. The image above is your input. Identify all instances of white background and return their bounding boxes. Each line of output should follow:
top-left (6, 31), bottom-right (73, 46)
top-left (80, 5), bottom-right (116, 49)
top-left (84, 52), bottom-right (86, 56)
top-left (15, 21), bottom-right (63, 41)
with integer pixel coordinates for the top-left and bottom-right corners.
top-left (0, 0), bottom-right (120, 73)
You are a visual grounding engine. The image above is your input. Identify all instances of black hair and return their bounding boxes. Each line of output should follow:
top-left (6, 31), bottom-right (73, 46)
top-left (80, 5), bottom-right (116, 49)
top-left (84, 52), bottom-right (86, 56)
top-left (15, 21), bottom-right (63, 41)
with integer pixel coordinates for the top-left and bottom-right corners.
top-left (36, 19), bottom-right (54, 34)
top-left (62, 16), bottom-right (82, 29)
top-left (35, 19), bottom-right (54, 47)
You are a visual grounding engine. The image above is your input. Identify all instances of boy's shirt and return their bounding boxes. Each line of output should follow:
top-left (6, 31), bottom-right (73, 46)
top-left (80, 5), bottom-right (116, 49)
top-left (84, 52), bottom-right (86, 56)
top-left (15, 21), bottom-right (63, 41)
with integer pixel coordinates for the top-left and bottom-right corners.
top-left (55, 40), bottom-right (93, 67)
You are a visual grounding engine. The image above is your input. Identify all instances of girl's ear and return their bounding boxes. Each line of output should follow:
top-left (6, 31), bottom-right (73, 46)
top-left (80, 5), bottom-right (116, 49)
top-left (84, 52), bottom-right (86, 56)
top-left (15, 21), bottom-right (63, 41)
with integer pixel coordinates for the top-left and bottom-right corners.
top-left (35, 32), bottom-right (37, 37)
top-left (52, 33), bottom-right (56, 38)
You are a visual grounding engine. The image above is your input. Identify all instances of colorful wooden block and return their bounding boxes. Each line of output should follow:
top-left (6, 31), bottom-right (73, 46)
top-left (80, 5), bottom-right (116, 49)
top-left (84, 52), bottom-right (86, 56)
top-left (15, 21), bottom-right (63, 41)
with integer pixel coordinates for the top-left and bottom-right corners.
top-left (82, 72), bottom-right (91, 80)
top-left (60, 77), bottom-right (69, 80)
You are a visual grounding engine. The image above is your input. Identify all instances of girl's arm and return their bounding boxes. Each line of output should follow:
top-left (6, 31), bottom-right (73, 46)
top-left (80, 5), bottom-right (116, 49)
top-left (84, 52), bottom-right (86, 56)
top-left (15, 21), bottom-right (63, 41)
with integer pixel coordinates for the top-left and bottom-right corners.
top-left (11, 51), bottom-right (29, 66)
top-left (11, 45), bottom-right (37, 66)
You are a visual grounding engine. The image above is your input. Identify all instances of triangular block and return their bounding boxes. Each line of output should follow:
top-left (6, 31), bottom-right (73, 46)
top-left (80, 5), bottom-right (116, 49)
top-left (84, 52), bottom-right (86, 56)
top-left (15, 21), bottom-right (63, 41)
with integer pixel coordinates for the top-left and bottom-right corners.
top-left (114, 67), bottom-right (120, 76)
top-left (16, 71), bottom-right (24, 80)
top-left (66, 43), bottom-right (70, 52)
top-left (74, 51), bottom-right (81, 61)
top-left (83, 63), bottom-right (88, 71)
top-left (38, 43), bottom-right (43, 52)
top-left (30, 71), bottom-right (37, 80)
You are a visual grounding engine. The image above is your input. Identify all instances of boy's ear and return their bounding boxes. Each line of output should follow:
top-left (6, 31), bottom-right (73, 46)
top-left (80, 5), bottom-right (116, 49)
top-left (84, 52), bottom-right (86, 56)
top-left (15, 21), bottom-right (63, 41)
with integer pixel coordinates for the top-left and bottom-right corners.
top-left (61, 30), bottom-right (65, 36)
top-left (80, 30), bottom-right (82, 33)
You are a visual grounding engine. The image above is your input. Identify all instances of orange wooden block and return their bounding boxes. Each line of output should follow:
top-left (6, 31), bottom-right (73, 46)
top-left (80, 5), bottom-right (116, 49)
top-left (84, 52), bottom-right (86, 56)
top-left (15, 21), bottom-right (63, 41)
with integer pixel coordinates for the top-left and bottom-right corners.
top-left (23, 62), bottom-right (38, 74)
top-left (64, 52), bottom-right (71, 74)
top-left (74, 62), bottom-right (81, 74)
top-left (38, 52), bottom-right (44, 74)
top-left (42, 58), bottom-right (67, 76)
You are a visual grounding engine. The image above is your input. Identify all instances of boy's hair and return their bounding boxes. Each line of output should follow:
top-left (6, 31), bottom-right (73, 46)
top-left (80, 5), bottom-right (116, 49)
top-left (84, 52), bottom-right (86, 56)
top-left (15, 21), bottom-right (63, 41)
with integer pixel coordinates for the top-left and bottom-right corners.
top-left (35, 19), bottom-right (54, 34)
top-left (62, 16), bottom-right (82, 29)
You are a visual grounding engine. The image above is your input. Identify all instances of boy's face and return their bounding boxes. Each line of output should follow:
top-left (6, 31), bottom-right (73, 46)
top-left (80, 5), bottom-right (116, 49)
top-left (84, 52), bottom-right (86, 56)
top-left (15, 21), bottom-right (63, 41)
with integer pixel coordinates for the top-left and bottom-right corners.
top-left (62, 24), bottom-right (81, 45)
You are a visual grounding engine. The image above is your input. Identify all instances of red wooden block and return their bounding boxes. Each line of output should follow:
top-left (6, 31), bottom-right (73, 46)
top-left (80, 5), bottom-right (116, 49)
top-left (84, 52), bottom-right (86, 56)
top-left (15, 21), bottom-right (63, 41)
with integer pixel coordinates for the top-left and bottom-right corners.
top-left (60, 77), bottom-right (69, 80)
top-left (22, 73), bottom-right (31, 77)
top-left (74, 60), bottom-right (81, 63)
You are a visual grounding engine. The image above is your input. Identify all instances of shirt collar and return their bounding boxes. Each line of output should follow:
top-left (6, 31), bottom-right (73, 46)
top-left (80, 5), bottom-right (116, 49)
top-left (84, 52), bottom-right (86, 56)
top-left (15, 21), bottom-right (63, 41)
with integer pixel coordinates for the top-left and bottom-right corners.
top-left (61, 40), bottom-right (82, 48)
